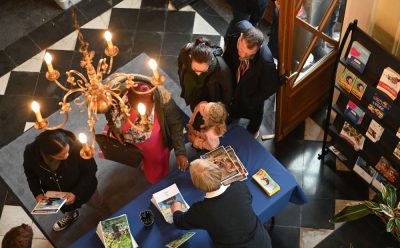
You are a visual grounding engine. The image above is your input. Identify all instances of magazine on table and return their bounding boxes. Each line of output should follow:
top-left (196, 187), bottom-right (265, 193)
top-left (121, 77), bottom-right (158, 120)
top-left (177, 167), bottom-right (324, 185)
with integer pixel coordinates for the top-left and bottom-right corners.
top-left (365, 119), bottom-right (384, 143)
top-left (252, 168), bottom-right (280, 196)
top-left (165, 232), bottom-right (196, 248)
top-left (96, 214), bottom-right (138, 248)
top-left (151, 184), bottom-right (189, 224)
top-left (200, 146), bottom-right (240, 184)
top-left (367, 93), bottom-right (391, 119)
top-left (344, 100), bottom-right (365, 125)
top-left (346, 41), bottom-right (371, 74)
top-left (375, 156), bottom-right (399, 184)
top-left (353, 156), bottom-right (376, 184)
top-left (338, 68), bottom-right (357, 92)
top-left (339, 121), bottom-right (365, 151)
top-left (376, 67), bottom-right (400, 100)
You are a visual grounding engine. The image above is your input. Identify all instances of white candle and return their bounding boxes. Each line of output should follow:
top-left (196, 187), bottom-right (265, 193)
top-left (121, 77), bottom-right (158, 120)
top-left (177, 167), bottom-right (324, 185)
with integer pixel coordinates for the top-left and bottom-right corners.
top-left (44, 52), bottom-right (54, 73)
top-left (137, 103), bottom-right (147, 124)
top-left (148, 59), bottom-right (159, 80)
top-left (104, 31), bottom-right (114, 49)
top-left (78, 133), bottom-right (90, 152)
top-left (31, 101), bottom-right (43, 123)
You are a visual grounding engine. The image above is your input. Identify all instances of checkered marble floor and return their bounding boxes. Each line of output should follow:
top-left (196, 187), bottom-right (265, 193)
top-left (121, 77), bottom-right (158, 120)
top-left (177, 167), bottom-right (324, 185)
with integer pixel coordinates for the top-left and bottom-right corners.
top-left (0, 0), bottom-right (397, 247)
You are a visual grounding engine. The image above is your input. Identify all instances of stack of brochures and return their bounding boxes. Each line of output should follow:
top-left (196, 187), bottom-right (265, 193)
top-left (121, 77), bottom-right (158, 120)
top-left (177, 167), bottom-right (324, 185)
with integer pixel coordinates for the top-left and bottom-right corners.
top-left (200, 146), bottom-right (248, 186)
top-left (252, 168), bottom-right (280, 196)
top-left (151, 184), bottom-right (190, 224)
top-left (31, 191), bottom-right (67, 214)
top-left (96, 214), bottom-right (138, 248)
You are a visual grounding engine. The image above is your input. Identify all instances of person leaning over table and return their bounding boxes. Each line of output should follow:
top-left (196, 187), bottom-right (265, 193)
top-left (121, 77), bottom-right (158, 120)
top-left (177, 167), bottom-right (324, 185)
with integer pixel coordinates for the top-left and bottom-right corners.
top-left (172, 159), bottom-right (272, 248)
top-left (23, 129), bottom-right (101, 232)
top-left (224, 20), bottom-right (280, 139)
top-left (178, 36), bottom-right (233, 111)
top-left (105, 82), bottom-right (189, 184)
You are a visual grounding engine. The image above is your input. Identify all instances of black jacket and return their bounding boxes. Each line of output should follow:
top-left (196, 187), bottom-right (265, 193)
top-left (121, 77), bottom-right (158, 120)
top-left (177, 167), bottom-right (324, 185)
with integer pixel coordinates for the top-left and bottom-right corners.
top-left (173, 182), bottom-right (271, 248)
top-left (178, 45), bottom-right (233, 110)
top-left (23, 134), bottom-right (98, 211)
top-left (223, 20), bottom-right (279, 111)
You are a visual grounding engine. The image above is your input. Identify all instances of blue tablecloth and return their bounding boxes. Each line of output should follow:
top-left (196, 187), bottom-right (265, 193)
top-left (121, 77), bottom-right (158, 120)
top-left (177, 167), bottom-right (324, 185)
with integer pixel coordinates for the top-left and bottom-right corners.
top-left (71, 126), bottom-right (308, 247)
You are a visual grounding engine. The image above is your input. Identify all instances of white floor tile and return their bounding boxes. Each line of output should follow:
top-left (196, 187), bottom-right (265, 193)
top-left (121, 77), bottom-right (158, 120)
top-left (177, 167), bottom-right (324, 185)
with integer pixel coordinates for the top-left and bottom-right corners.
top-left (114, 0), bottom-right (141, 9)
top-left (31, 222), bottom-right (46, 239)
top-left (48, 31), bottom-right (78, 51)
top-left (0, 205), bottom-right (33, 235)
top-left (13, 51), bottom-right (45, 73)
top-left (304, 117), bottom-right (324, 141)
top-left (82, 9), bottom-right (111, 30)
top-left (300, 227), bottom-right (333, 248)
top-left (192, 13), bottom-right (219, 35)
top-left (0, 72), bottom-right (11, 95)
top-left (24, 122), bottom-right (35, 132)
top-left (31, 238), bottom-right (54, 248)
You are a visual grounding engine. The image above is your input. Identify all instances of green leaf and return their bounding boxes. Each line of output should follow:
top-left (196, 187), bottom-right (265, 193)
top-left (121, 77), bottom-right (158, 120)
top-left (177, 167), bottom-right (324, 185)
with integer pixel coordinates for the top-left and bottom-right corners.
top-left (364, 201), bottom-right (380, 211)
top-left (379, 204), bottom-right (394, 218)
top-left (395, 219), bottom-right (400, 237)
top-left (381, 184), bottom-right (387, 199)
top-left (385, 185), bottom-right (397, 208)
top-left (387, 218), bottom-right (395, 233)
top-left (330, 204), bottom-right (373, 223)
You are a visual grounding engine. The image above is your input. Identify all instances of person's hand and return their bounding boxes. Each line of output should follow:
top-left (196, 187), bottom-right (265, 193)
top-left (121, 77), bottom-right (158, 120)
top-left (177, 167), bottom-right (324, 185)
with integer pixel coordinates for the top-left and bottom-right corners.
top-left (176, 155), bottom-right (189, 171)
top-left (109, 126), bottom-right (124, 144)
top-left (64, 192), bottom-right (76, 205)
top-left (35, 194), bottom-right (46, 203)
top-left (171, 201), bottom-right (183, 213)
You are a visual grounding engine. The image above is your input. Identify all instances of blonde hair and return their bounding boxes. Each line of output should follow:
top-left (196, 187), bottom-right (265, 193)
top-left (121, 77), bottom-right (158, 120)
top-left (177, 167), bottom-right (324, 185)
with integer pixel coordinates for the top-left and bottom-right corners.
top-left (190, 159), bottom-right (222, 192)
top-left (203, 102), bottom-right (228, 136)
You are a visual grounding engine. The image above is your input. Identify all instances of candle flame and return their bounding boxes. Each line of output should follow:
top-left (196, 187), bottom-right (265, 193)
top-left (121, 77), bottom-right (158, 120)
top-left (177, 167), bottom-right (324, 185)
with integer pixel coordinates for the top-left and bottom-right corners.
top-left (148, 59), bottom-right (157, 70)
top-left (138, 103), bottom-right (146, 115)
top-left (31, 101), bottom-right (40, 113)
top-left (78, 133), bottom-right (87, 144)
top-left (44, 52), bottom-right (52, 64)
top-left (104, 31), bottom-right (112, 42)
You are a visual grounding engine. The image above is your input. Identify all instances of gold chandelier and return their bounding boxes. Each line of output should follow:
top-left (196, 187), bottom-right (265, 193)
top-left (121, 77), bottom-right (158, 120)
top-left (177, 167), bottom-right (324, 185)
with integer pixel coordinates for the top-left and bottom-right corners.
top-left (30, 10), bottom-right (165, 159)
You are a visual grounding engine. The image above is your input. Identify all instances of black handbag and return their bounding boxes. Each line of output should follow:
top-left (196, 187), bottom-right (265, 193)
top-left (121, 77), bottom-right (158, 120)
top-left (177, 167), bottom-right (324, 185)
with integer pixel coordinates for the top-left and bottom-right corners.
top-left (95, 134), bottom-right (143, 168)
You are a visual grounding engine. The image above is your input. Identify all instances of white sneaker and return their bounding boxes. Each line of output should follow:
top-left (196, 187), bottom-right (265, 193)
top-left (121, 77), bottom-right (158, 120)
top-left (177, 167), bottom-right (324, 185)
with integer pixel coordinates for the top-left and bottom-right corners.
top-left (53, 210), bottom-right (79, 231)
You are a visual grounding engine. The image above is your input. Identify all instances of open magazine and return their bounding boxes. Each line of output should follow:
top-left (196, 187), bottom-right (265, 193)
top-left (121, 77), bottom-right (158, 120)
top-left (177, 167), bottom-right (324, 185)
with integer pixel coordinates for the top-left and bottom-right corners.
top-left (96, 214), bottom-right (138, 248)
top-left (151, 184), bottom-right (190, 224)
top-left (31, 191), bottom-right (68, 214)
top-left (200, 146), bottom-right (248, 185)
top-left (165, 232), bottom-right (196, 248)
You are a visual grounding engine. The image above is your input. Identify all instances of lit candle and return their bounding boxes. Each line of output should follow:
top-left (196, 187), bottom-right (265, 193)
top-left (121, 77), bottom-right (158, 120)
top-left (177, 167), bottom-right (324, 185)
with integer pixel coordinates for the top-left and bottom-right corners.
top-left (44, 52), bottom-right (54, 73)
top-left (137, 103), bottom-right (147, 124)
top-left (31, 101), bottom-right (43, 123)
top-left (104, 31), bottom-right (114, 49)
top-left (78, 133), bottom-right (90, 152)
top-left (148, 59), bottom-right (159, 80)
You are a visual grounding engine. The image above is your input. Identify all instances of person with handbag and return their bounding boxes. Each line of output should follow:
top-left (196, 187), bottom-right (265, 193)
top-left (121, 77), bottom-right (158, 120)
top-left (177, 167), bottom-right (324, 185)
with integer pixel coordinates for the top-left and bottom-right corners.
top-left (104, 82), bottom-right (189, 184)
top-left (23, 129), bottom-right (101, 231)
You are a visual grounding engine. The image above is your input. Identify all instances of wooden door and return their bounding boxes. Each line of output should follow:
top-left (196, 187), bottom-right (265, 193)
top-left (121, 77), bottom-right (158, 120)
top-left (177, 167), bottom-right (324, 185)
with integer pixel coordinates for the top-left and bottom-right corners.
top-left (275, 0), bottom-right (346, 140)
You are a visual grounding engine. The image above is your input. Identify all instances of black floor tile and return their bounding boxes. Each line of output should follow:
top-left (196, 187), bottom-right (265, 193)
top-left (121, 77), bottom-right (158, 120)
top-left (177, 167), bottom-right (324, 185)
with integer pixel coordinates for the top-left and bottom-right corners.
top-left (109, 0), bottom-right (124, 7)
top-left (74, 29), bottom-right (108, 53)
top-left (132, 31), bottom-right (163, 58)
top-left (267, 226), bottom-right (300, 248)
top-left (0, 95), bottom-right (34, 148)
top-left (53, 8), bottom-right (88, 36)
top-left (270, 203), bottom-right (301, 228)
top-left (4, 36), bottom-right (41, 66)
top-left (190, 0), bottom-right (210, 13)
top-left (301, 198), bottom-right (335, 229)
top-left (108, 8), bottom-right (140, 31)
top-left (30, 97), bottom-right (63, 120)
top-left (162, 33), bottom-right (191, 56)
top-left (4, 190), bottom-right (19, 206)
top-left (165, 11), bottom-right (195, 33)
top-left (34, 73), bottom-right (68, 99)
top-left (0, 179), bottom-right (8, 214)
top-left (159, 55), bottom-right (179, 84)
top-left (111, 30), bottom-right (135, 50)
top-left (309, 104), bottom-right (328, 129)
top-left (137, 10), bottom-right (167, 32)
top-left (275, 136), bottom-right (304, 184)
top-left (5, 71), bottom-right (39, 96)
top-left (192, 34), bottom-right (222, 47)
top-left (40, 50), bottom-right (74, 73)
top-left (0, 50), bottom-right (15, 77)
top-left (77, 0), bottom-right (111, 21)
top-left (28, 21), bottom-right (65, 50)
top-left (140, 0), bottom-right (168, 9)
top-left (108, 46), bottom-right (134, 74)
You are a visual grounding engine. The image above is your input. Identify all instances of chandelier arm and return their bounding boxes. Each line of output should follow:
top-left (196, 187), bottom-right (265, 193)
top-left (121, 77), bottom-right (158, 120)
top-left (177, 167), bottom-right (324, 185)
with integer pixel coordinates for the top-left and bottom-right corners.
top-left (51, 78), bottom-right (71, 92)
top-left (62, 88), bottom-right (87, 104)
top-left (107, 56), bottom-right (113, 74)
top-left (68, 70), bottom-right (89, 88)
top-left (126, 117), bottom-right (146, 132)
top-left (44, 112), bottom-right (69, 131)
top-left (97, 58), bottom-right (104, 76)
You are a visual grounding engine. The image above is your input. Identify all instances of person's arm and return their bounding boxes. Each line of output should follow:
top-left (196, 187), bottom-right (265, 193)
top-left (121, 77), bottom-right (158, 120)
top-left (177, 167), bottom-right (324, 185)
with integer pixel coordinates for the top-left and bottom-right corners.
top-left (164, 98), bottom-right (187, 157)
top-left (23, 147), bottom-right (44, 199)
top-left (212, 57), bottom-right (233, 109)
top-left (172, 203), bottom-right (204, 230)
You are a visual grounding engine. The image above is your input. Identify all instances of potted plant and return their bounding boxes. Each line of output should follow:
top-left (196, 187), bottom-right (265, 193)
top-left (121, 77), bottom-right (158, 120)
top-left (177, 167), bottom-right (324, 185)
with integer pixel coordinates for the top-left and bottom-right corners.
top-left (330, 184), bottom-right (400, 241)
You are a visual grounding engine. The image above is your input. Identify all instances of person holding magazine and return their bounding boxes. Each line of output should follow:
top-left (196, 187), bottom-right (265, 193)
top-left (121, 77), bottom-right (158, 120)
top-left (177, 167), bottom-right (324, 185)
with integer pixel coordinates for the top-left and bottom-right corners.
top-left (23, 129), bottom-right (103, 231)
top-left (187, 101), bottom-right (228, 151)
top-left (171, 159), bottom-right (272, 248)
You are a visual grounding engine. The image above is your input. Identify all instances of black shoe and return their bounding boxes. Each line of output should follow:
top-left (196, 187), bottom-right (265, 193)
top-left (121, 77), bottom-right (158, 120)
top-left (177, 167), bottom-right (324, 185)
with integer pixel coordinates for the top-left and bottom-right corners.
top-left (53, 210), bottom-right (79, 231)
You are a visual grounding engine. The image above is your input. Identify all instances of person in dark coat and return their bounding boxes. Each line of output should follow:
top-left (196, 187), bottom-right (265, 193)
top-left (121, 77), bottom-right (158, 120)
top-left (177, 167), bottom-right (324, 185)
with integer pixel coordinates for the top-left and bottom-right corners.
top-left (224, 20), bottom-right (279, 138)
top-left (23, 129), bottom-right (98, 231)
top-left (178, 36), bottom-right (233, 111)
top-left (172, 159), bottom-right (272, 248)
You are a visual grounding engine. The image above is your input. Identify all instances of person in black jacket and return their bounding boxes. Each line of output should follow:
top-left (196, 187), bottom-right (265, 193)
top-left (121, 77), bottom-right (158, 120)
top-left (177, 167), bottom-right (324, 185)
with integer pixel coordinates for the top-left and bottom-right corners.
top-left (224, 20), bottom-right (279, 138)
top-left (23, 129), bottom-right (98, 231)
top-left (172, 159), bottom-right (272, 248)
top-left (178, 36), bottom-right (233, 111)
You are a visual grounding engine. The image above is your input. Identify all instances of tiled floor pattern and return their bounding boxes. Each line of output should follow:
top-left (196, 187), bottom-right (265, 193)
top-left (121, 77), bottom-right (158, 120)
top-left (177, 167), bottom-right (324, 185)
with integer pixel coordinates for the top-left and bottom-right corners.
top-left (0, 0), bottom-right (390, 247)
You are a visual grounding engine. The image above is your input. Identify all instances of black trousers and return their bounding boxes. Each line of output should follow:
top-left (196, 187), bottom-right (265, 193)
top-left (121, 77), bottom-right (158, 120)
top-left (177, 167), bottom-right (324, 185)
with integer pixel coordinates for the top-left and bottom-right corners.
top-left (229, 103), bottom-right (264, 134)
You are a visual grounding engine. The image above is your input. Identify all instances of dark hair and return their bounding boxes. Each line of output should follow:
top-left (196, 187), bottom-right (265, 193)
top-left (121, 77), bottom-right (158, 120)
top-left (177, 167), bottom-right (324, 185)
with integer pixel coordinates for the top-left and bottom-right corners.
top-left (242, 27), bottom-right (264, 49)
top-left (2, 224), bottom-right (33, 248)
top-left (190, 37), bottom-right (214, 64)
top-left (35, 129), bottom-right (75, 156)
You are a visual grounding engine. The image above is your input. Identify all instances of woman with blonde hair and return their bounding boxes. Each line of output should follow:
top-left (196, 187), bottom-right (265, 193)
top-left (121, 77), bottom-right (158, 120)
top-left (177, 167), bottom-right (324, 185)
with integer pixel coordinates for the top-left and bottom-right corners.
top-left (187, 101), bottom-right (228, 151)
top-left (172, 159), bottom-right (272, 247)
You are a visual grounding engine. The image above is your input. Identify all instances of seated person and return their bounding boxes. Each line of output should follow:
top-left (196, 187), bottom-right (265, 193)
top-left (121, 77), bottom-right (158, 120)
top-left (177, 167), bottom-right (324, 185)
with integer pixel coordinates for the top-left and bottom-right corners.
top-left (172, 159), bottom-right (272, 248)
top-left (105, 82), bottom-right (189, 184)
top-left (187, 101), bottom-right (228, 151)
top-left (178, 36), bottom-right (233, 111)
top-left (23, 129), bottom-right (98, 231)
top-left (2, 224), bottom-right (33, 248)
